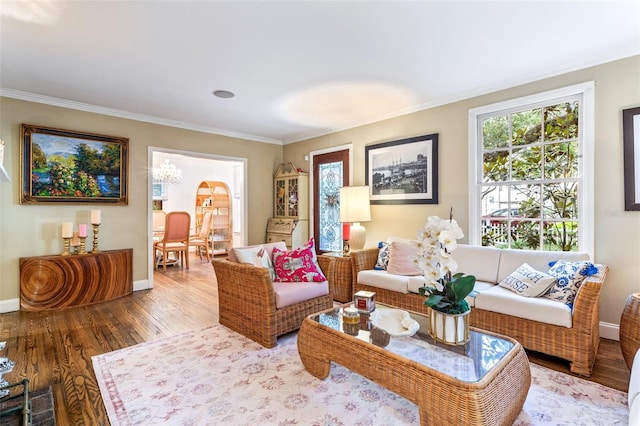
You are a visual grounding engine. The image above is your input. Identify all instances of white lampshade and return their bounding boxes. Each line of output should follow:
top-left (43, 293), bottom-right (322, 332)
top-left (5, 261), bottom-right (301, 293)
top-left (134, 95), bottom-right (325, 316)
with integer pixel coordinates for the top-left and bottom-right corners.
top-left (339, 186), bottom-right (371, 250)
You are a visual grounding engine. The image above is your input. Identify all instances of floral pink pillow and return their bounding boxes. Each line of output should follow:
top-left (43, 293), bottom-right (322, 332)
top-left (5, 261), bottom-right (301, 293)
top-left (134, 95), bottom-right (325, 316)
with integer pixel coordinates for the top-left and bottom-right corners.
top-left (272, 238), bottom-right (326, 282)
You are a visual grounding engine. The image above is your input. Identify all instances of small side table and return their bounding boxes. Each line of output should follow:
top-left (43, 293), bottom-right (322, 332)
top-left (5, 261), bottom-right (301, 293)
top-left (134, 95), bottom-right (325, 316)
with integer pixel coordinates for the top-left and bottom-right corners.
top-left (620, 293), bottom-right (640, 370)
top-left (318, 252), bottom-right (354, 303)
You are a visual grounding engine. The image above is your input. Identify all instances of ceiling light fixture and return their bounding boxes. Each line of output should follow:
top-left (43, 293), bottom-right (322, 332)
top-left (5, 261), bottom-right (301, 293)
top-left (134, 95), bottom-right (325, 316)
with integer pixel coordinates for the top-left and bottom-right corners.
top-left (153, 159), bottom-right (183, 185)
top-left (212, 90), bottom-right (235, 99)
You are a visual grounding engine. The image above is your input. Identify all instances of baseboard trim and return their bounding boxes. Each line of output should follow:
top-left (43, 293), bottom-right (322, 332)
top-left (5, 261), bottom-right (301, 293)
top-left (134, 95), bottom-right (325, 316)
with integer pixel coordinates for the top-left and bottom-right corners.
top-left (133, 279), bottom-right (151, 291)
top-left (0, 298), bottom-right (20, 313)
top-left (600, 321), bottom-right (620, 341)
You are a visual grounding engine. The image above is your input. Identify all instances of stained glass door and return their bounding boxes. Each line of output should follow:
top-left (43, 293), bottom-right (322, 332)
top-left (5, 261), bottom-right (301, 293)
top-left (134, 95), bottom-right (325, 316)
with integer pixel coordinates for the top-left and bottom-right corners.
top-left (313, 150), bottom-right (349, 252)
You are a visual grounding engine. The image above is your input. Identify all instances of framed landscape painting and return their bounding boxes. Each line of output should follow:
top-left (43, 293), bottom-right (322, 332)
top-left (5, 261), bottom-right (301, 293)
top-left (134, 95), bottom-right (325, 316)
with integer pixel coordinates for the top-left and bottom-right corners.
top-left (365, 133), bottom-right (439, 204)
top-left (20, 124), bottom-right (129, 205)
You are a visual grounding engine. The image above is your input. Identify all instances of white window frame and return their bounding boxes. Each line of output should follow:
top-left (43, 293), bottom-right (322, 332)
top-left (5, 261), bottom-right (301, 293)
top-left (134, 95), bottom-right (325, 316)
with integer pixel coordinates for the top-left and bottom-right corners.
top-left (468, 82), bottom-right (595, 256)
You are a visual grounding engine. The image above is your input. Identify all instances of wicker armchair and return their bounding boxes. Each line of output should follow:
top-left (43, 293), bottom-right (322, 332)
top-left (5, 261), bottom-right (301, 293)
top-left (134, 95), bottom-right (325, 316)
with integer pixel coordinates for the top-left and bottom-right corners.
top-left (211, 242), bottom-right (333, 348)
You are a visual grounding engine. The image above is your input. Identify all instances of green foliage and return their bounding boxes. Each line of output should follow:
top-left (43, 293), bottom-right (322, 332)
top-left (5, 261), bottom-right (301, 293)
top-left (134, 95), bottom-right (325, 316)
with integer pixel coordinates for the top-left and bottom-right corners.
top-left (419, 273), bottom-right (476, 314)
top-left (31, 143), bottom-right (47, 170)
top-left (31, 142), bottom-right (121, 198)
top-left (481, 100), bottom-right (581, 252)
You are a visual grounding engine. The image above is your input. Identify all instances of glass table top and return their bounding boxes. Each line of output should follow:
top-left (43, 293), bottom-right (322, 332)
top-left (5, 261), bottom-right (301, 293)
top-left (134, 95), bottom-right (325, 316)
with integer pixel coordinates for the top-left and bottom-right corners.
top-left (311, 305), bottom-right (515, 383)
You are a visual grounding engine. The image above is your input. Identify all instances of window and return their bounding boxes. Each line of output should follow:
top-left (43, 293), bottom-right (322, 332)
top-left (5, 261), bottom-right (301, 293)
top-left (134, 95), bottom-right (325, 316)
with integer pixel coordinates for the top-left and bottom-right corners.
top-left (468, 82), bottom-right (594, 255)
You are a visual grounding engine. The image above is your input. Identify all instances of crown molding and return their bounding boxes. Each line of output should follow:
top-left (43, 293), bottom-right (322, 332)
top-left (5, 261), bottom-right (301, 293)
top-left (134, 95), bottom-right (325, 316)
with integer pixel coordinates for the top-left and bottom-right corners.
top-left (0, 88), bottom-right (283, 145)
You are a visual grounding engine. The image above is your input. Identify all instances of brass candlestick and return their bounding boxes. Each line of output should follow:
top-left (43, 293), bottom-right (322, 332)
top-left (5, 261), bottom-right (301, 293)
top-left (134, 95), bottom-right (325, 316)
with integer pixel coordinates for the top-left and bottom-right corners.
top-left (62, 237), bottom-right (72, 256)
top-left (342, 239), bottom-right (350, 256)
top-left (91, 224), bottom-right (101, 253)
top-left (78, 237), bottom-right (88, 254)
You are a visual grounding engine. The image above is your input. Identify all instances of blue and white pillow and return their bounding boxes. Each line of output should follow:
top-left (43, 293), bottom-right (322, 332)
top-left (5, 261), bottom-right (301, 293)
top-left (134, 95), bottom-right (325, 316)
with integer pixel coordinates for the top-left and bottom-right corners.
top-left (543, 260), bottom-right (598, 306)
top-left (374, 242), bottom-right (390, 270)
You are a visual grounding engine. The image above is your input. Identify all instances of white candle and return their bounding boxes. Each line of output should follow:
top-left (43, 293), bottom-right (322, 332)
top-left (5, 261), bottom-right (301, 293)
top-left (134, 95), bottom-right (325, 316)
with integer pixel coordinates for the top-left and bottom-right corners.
top-left (91, 209), bottom-right (101, 225)
top-left (62, 222), bottom-right (73, 238)
top-left (78, 224), bottom-right (87, 237)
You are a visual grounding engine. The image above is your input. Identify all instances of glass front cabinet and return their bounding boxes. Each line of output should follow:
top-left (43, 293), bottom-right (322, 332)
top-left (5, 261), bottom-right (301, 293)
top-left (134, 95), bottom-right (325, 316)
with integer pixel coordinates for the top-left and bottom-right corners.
top-left (269, 163), bottom-right (308, 248)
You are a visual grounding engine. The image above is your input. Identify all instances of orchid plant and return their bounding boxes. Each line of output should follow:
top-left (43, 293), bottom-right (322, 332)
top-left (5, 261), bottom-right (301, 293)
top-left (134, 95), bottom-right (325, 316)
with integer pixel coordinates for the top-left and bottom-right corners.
top-left (415, 211), bottom-right (476, 315)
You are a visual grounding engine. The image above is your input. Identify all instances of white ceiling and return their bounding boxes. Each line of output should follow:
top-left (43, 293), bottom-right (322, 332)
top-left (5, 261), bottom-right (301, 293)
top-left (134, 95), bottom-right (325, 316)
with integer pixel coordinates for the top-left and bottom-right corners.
top-left (1, 1), bottom-right (639, 145)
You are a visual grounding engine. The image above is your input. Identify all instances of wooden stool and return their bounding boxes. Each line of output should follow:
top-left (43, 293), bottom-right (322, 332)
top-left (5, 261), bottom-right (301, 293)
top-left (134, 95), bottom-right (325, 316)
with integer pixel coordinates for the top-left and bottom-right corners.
top-left (620, 293), bottom-right (640, 370)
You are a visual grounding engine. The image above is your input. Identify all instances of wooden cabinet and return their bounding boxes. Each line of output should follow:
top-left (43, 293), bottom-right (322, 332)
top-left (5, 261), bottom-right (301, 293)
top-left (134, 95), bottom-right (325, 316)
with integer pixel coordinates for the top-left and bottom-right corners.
top-left (195, 181), bottom-right (232, 256)
top-left (274, 162), bottom-right (308, 220)
top-left (269, 163), bottom-right (308, 248)
top-left (19, 249), bottom-right (133, 311)
top-left (266, 218), bottom-right (307, 249)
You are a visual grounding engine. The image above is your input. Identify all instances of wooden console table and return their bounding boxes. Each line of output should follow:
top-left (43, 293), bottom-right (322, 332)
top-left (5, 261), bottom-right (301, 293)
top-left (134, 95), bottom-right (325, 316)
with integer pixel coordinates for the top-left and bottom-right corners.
top-left (19, 249), bottom-right (133, 311)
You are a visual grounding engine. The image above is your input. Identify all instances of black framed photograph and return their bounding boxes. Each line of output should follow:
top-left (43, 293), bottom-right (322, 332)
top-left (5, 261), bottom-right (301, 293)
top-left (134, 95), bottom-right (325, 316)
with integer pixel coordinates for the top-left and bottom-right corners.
top-left (365, 133), bottom-right (438, 204)
top-left (623, 107), bottom-right (640, 211)
top-left (20, 124), bottom-right (129, 205)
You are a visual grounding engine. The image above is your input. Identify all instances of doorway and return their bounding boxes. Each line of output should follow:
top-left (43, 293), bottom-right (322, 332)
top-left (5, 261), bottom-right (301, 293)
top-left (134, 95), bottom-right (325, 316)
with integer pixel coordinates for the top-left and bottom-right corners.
top-left (147, 147), bottom-right (247, 287)
top-left (310, 145), bottom-right (351, 253)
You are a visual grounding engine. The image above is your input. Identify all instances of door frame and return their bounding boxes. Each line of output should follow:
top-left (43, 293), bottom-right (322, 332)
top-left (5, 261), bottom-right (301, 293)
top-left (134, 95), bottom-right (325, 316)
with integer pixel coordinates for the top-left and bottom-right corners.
top-left (308, 144), bottom-right (353, 248)
top-left (147, 146), bottom-right (248, 288)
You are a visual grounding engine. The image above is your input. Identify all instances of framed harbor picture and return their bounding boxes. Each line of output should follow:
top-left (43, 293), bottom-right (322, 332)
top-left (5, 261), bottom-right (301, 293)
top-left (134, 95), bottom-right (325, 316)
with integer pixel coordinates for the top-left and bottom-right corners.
top-left (623, 107), bottom-right (640, 211)
top-left (20, 124), bottom-right (129, 204)
top-left (365, 133), bottom-right (438, 204)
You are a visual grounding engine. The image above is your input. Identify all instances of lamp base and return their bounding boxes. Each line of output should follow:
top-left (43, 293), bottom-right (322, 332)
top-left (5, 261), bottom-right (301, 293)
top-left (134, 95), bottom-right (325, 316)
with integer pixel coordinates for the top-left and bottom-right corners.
top-left (350, 223), bottom-right (366, 250)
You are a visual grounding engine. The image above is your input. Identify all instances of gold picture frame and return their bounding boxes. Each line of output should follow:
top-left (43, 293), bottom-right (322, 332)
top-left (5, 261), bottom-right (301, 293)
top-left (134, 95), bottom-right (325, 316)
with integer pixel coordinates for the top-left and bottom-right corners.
top-left (20, 124), bottom-right (129, 205)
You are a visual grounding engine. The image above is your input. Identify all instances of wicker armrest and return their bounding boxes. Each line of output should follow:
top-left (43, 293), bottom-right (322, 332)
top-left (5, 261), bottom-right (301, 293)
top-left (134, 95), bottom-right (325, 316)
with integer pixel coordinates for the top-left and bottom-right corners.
top-left (212, 259), bottom-right (277, 315)
top-left (571, 264), bottom-right (608, 328)
top-left (316, 255), bottom-right (334, 283)
top-left (350, 247), bottom-right (380, 277)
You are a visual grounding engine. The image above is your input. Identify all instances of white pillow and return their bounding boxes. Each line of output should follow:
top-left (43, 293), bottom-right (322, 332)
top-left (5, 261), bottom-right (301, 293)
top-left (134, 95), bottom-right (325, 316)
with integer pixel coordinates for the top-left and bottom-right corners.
top-left (498, 263), bottom-right (556, 297)
top-left (233, 246), bottom-right (276, 281)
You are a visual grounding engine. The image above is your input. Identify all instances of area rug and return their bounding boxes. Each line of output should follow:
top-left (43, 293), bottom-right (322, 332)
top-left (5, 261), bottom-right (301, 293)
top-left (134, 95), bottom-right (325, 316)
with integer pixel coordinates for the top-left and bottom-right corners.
top-left (92, 325), bottom-right (628, 425)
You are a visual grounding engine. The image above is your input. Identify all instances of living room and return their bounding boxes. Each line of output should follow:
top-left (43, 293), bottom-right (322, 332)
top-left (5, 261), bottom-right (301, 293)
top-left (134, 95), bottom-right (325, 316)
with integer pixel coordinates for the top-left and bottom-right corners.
top-left (0, 1), bottom-right (639, 424)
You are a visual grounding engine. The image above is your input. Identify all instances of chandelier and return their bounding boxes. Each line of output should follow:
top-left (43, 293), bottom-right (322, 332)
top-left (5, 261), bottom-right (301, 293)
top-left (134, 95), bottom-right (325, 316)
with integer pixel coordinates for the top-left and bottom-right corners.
top-left (153, 159), bottom-right (183, 185)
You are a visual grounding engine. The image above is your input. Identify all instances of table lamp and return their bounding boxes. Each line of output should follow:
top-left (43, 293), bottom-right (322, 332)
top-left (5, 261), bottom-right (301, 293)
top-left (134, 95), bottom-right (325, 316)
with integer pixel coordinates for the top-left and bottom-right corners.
top-left (339, 186), bottom-right (371, 254)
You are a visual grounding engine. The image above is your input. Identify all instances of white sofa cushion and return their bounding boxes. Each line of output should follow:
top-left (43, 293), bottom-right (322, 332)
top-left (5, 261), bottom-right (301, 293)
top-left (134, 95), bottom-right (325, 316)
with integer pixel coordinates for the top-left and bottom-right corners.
top-left (229, 241), bottom-right (287, 263)
top-left (474, 286), bottom-right (573, 328)
top-left (272, 280), bottom-right (329, 309)
top-left (455, 244), bottom-right (501, 284)
top-left (357, 269), bottom-right (409, 293)
top-left (465, 281), bottom-right (496, 308)
top-left (497, 248), bottom-right (589, 283)
top-left (629, 349), bottom-right (640, 425)
top-left (407, 276), bottom-right (427, 294)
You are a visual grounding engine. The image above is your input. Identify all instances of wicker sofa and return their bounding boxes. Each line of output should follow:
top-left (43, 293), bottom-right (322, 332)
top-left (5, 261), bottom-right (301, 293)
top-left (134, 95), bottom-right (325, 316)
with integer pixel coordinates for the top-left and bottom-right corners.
top-left (351, 243), bottom-right (608, 376)
top-left (211, 241), bottom-right (333, 348)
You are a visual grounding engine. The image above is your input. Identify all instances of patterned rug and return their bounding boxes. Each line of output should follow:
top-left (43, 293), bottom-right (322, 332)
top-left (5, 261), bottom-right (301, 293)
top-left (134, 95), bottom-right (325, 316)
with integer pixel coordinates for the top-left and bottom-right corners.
top-left (92, 325), bottom-right (628, 425)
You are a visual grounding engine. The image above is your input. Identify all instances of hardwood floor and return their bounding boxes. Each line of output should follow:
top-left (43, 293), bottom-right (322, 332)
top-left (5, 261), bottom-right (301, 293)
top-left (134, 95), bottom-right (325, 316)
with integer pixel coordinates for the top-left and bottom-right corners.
top-left (0, 254), bottom-right (631, 425)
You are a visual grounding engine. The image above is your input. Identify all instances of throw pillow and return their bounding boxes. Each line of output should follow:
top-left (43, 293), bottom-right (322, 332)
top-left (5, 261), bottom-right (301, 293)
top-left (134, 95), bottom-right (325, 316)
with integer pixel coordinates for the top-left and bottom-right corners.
top-left (544, 260), bottom-right (598, 306)
top-left (374, 242), bottom-right (390, 270)
top-left (386, 241), bottom-right (422, 276)
top-left (272, 238), bottom-right (327, 282)
top-left (233, 246), bottom-right (276, 281)
top-left (498, 263), bottom-right (556, 297)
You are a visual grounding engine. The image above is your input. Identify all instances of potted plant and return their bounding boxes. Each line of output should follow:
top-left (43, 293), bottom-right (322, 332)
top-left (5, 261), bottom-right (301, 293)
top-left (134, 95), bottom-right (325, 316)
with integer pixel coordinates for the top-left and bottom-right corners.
top-left (415, 212), bottom-right (476, 345)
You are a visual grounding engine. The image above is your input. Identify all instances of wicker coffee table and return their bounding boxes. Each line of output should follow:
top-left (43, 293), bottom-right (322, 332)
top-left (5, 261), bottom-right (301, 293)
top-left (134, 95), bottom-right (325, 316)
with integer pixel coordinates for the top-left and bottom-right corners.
top-left (297, 305), bottom-right (531, 426)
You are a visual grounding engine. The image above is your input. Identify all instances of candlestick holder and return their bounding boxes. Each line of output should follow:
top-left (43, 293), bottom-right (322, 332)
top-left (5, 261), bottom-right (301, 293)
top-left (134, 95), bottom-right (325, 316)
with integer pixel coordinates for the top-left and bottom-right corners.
top-left (78, 237), bottom-right (88, 254)
top-left (62, 237), bottom-right (72, 256)
top-left (91, 224), bottom-right (101, 253)
top-left (342, 239), bottom-right (350, 256)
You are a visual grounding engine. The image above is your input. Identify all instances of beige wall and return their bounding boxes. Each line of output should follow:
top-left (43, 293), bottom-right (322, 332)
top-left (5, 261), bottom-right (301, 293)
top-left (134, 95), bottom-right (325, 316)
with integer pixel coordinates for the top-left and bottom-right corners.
top-left (285, 55), bottom-right (640, 328)
top-left (0, 97), bottom-right (282, 307)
